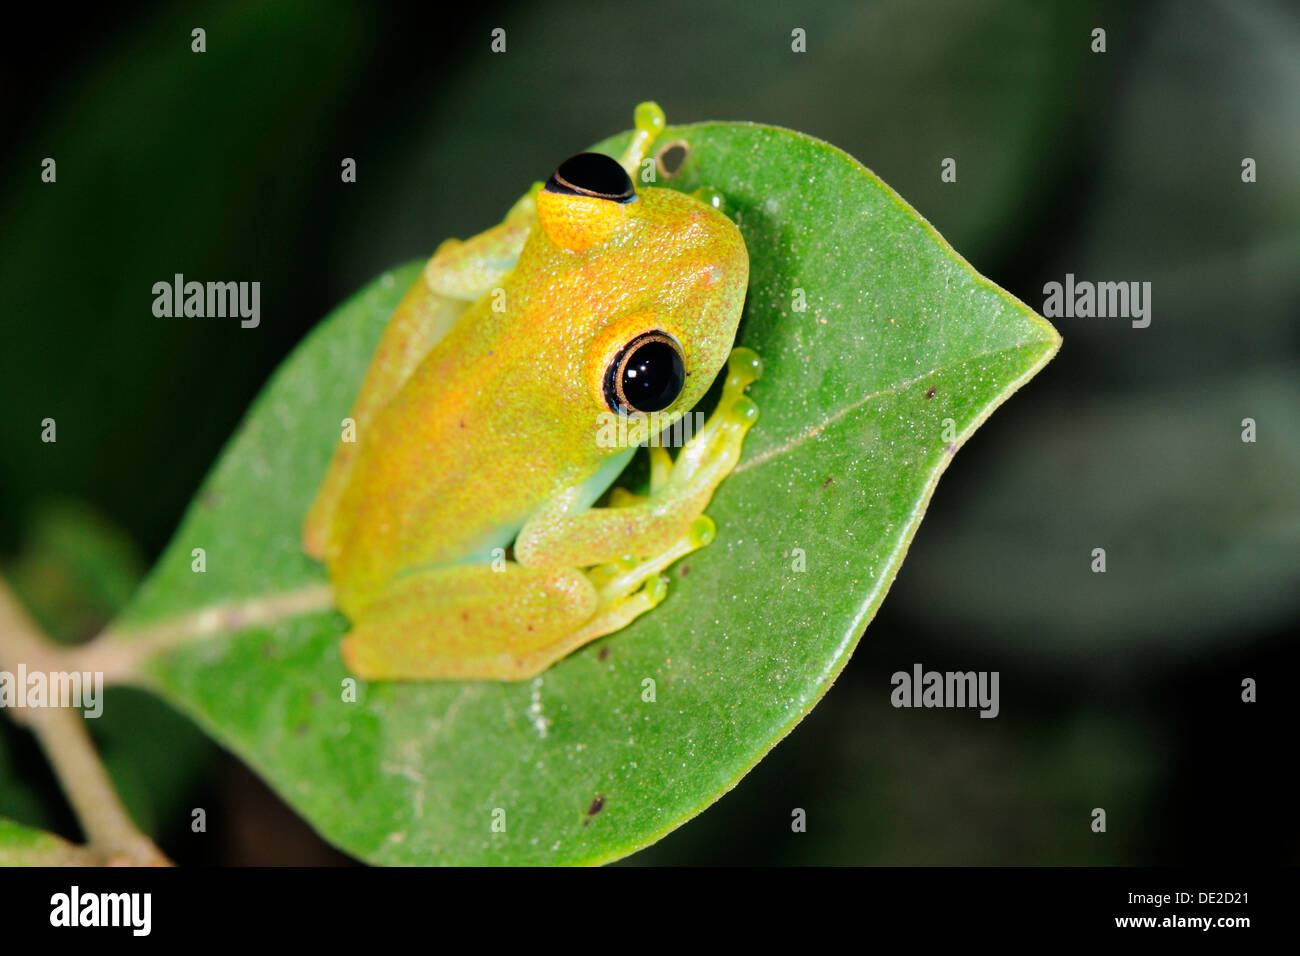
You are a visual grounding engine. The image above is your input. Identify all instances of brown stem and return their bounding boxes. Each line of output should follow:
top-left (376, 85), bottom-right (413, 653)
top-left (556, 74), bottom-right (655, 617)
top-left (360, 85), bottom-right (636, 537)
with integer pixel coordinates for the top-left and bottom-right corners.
top-left (0, 578), bottom-right (170, 866)
top-left (70, 582), bottom-right (335, 685)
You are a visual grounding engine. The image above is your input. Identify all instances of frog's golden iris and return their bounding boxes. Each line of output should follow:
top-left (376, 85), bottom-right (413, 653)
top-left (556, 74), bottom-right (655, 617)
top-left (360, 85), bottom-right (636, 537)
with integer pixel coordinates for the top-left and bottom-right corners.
top-left (604, 330), bottom-right (686, 414)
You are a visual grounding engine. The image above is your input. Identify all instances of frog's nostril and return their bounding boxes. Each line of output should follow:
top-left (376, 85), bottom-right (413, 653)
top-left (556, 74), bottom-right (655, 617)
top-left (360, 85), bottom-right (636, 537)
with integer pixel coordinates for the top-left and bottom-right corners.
top-left (655, 140), bottom-right (690, 180)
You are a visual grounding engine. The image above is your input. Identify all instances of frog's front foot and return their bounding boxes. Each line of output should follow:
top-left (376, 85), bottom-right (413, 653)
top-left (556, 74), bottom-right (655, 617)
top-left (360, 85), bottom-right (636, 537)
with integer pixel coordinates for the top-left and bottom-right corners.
top-left (585, 347), bottom-right (762, 616)
top-left (474, 346), bottom-right (763, 673)
top-left (664, 346), bottom-right (761, 491)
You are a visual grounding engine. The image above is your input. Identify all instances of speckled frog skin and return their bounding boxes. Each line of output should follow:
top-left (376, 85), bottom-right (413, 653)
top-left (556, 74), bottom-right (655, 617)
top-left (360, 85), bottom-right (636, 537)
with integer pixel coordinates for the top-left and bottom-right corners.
top-left (303, 102), bottom-right (761, 681)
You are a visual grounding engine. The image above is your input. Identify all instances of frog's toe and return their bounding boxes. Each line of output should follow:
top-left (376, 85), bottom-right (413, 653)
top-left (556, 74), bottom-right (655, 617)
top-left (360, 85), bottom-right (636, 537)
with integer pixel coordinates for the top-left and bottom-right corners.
top-left (726, 346), bottom-right (763, 390)
top-left (725, 394), bottom-right (759, 429)
top-left (643, 573), bottom-right (669, 605)
top-left (587, 553), bottom-right (637, 590)
top-left (656, 347), bottom-right (760, 492)
top-left (701, 350), bottom-right (761, 455)
top-left (588, 514), bottom-right (714, 608)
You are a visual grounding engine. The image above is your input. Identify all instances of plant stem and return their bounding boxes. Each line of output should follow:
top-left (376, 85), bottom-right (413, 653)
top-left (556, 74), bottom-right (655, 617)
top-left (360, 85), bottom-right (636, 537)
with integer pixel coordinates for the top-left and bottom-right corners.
top-left (71, 582), bottom-right (336, 685)
top-left (0, 578), bottom-right (170, 866)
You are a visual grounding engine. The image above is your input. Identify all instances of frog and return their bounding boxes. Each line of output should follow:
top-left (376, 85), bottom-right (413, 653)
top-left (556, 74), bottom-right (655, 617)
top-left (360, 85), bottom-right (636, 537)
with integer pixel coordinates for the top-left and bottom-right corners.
top-left (302, 102), bottom-right (760, 681)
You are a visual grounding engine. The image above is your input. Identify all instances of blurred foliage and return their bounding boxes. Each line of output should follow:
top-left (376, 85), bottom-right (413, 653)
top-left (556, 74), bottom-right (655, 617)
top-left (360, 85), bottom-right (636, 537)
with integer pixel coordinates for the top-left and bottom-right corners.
top-left (1, 0), bottom-right (1294, 863)
top-left (4, 500), bottom-right (143, 645)
top-left (0, 0), bottom-right (372, 554)
top-left (895, 366), bottom-right (1300, 667)
top-left (0, 817), bottom-right (95, 865)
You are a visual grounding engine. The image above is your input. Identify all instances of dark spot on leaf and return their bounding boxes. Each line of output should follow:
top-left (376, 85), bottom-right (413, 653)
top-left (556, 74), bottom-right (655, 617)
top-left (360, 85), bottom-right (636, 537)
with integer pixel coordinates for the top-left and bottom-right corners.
top-left (598, 646), bottom-right (610, 661)
top-left (202, 491), bottom-right (222, 510)
top-left (587, 795), bottom-right (605, 816)
top-left (459, 419), bottom-right (466, 429)
top-left (822, 475), bottom-right (834, 488)
top-left (679, 564), bottom-right (690, 577)
top-left (311, 691), bottom-right (323, 707)
top-left (925, 387), bottom-right (936, 399)
top-left (461, 610), bottom-right (469, 622)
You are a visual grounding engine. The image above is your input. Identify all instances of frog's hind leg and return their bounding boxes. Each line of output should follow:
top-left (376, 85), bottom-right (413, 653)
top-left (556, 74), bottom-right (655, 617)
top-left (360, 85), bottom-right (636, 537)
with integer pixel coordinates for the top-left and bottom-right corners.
top-left (339, 514), bottom-right (715, 682)
top-left (420, 189), bottom-right (537, 301)
top-left (341, 563), bottom-right (597, 681)
top-left (515, 348), bottom-right (761, 571)
top-left (303, 191), bottom-right (539, 561)
top-left (303, 281), bottom-right (469, 559)
top-left (518, 514), bottom-right (718, 673)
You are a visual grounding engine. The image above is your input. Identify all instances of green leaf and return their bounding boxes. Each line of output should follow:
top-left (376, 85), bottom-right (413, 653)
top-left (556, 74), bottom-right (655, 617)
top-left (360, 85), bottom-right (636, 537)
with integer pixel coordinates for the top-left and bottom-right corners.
top-left (111, 121), bottom-right (1058, 864)
top-left (0, 816), bottom-right (95, 866)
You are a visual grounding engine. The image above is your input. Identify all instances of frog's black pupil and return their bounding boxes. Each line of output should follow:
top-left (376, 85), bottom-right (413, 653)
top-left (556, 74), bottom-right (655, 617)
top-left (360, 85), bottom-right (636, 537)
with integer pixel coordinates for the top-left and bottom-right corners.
top-left (608, 336), bottom-right (685, 414)
top-left (545, 152), bottom-right (635, 203)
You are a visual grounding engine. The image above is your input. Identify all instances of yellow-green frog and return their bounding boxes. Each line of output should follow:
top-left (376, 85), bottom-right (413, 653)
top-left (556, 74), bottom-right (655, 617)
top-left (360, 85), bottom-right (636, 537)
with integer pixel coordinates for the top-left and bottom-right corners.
top-left (303, 102), bottom-right (760, 680)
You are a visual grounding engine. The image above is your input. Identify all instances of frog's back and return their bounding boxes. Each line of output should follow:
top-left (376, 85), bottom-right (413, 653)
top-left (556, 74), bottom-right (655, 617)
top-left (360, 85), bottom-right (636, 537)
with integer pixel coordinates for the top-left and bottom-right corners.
top-left (321, 286), bottom-right (608, 614)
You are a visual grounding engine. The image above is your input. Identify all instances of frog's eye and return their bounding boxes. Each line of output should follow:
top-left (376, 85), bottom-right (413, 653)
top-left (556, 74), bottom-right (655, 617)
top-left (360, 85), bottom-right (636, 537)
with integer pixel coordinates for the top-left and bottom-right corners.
top-left (604, 331), bottom-right (686, 414)
top-left (544, 153), bottom-right (636, 203)
top-left (537, 153), bottom-right (636, 253)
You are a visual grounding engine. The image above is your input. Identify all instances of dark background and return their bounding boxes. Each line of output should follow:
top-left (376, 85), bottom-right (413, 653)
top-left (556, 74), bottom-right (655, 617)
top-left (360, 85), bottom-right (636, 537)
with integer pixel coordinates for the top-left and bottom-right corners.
top-left (1, 0), bottom-right (1295, 864)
